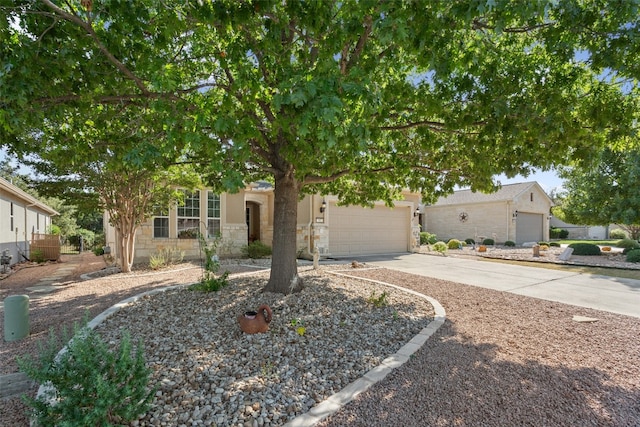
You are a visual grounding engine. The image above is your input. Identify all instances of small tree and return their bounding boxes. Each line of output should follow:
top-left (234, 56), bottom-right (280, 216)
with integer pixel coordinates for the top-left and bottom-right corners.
top-left (559, 147), bottom-right (640, 240)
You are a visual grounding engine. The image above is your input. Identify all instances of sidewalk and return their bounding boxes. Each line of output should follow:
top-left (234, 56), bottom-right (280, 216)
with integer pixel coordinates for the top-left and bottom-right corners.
top-left (353, 253), bottom-right (640, 318)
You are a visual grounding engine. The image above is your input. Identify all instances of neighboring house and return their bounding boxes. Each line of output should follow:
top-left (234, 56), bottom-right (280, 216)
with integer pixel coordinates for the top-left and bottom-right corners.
top-left (104, 183), bottom-right (422, 264)
top-left (0, 177), bottom-right (59, 266)
top-left (422, 182), bottom-right (553, 245)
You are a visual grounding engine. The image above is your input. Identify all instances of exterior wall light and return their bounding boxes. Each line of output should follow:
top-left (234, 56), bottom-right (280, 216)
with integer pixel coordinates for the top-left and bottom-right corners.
top-left (320, 200), bottom-right (327, 213)
top-left (414, 207), bottom-right (421, 217)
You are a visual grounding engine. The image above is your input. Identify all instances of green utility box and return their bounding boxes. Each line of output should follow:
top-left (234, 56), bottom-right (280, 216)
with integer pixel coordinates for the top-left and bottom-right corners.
top-left (4, 295), bottom-right (29, 342)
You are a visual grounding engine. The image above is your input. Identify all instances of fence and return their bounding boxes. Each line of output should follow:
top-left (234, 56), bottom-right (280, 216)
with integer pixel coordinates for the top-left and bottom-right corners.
top-left (30, 233), bottom-right (61, 261)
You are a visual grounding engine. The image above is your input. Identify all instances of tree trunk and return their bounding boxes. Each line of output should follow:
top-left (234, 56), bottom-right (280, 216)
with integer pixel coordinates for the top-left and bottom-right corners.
top-left (115, 217), bottom-right (137, 273)
top-left (264, 171), bottom-right (303, 294)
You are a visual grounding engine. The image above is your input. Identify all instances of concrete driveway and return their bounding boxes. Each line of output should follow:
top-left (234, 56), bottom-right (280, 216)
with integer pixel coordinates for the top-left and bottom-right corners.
top-left (351, 253), bottom-right (640, 318)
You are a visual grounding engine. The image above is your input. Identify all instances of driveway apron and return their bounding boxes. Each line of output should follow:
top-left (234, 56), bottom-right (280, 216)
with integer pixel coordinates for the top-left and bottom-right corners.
top-left (352, 253), bottom-right (640, 318)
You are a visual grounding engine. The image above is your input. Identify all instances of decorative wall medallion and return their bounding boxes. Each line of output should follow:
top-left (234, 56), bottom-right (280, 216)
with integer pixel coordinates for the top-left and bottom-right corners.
top-left (459, 212), bottom-right (469, 222)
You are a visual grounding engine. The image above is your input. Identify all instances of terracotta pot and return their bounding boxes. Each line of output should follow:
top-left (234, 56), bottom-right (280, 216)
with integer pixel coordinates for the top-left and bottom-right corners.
top-left (478, 245), bottom-right (487, 253)
top-left (237, 304), bottom-right (272, 334)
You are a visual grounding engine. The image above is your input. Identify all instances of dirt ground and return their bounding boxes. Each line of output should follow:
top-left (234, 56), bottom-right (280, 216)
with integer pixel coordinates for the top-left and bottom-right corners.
top-left (0, 252), bottom-right (108, 299)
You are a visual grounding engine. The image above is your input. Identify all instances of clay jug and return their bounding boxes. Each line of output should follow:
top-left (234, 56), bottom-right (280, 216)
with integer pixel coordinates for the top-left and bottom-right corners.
top-left (237, 304), bottom-right (272, 334)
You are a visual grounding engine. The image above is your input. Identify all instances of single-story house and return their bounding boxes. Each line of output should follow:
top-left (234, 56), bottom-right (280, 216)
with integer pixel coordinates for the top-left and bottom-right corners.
top-left (0, 176), bottom-right (59, 266)
top-left (422, 182), bottom-right (553, 245)
top-left (104, 183), bottom-right (422, 264)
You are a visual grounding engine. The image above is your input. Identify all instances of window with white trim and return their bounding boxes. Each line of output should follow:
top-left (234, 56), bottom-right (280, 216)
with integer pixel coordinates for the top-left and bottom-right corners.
top-left (177, 190), bottom-right (200, 238)
top-left (10, 202), bottom-right (14, 231)
top-left (153, 204), bottom-right (169, 238)
top-left (207, 192), bottom-right (221, 238)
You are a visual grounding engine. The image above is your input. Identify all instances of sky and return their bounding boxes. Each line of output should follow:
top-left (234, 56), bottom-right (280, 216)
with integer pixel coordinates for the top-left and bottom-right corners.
top-left (494, 169), bottom-right (564, 194)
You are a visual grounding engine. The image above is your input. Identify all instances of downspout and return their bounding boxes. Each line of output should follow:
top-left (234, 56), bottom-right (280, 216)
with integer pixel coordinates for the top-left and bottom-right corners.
top-left (506, 202), bottom-right (511, 242)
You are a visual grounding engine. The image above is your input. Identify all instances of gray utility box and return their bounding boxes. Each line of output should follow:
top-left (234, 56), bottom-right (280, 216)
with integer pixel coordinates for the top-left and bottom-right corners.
top-left (4, 295), bottom-right (29, 342)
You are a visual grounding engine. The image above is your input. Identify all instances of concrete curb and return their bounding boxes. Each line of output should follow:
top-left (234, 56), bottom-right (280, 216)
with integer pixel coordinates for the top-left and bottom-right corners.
top-left (283, 271), bottom-right (446, 427)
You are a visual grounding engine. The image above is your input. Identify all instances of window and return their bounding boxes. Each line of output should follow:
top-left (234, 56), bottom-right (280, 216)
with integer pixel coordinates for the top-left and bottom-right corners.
top-left (10, 202), bottom-right (13, 231)
top-left (177, 190), bottom-right (200, 238)
top-left (153, 205), bottom-right (169, 238)
top-left (530, 192), bottom-right (534, 202)
top-left (37, 213), bottom-right (40, 232)
top-left (207, 192), bottom-right (221, 238)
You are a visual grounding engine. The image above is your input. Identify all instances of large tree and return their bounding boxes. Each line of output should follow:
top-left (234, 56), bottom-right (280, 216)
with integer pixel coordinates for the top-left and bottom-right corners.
top-left (1, 1), bottom-right (638, 293)
top-left (558, 145), bottom-right (640, 240)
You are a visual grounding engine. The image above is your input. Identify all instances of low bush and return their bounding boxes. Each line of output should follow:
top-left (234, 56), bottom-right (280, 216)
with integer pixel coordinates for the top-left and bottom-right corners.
top-left (626, 249), bottom-right (640, 263)
top-left (549, 227), bottom-right (569, 239)
top-left (538, 241), bottom-right (550, 246)
top-left (30, 249), bottom-right (46, 263)
top-left (420, 232), bottom-right (438, 245)
top-left (191, 271), bottom-right (230, 292)
top-left (18, 323), bottom-right (155, 426)
top-left (447, 239), bottom-right (462, 249)
top-left (568, 242), bottom-right (601, 256)
top-left (432, 241), bottom-right (448, 255)
top-left (549, 242), bottom-right (561, 247)
top-left (609, 228), bottom-right (628, 240)
top-left (504, 240), bottom-right (516, 247)
top-left (242, 241), bottom-right (272, 258)
top-left (149, 248), bottom-right (185, 270)
top-left (482, 238), bottom-right (495, 246)
top-left (465, 238), bottom-right (475, 245)
top-left (616, 238), bottom-right (640, 250)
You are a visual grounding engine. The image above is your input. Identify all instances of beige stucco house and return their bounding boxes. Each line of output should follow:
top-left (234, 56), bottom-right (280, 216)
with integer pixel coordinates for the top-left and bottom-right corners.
top-left (104, 183), bottom-right (422, 264)
top-left (422, 182), bottom-right (553, 245)
top-left (0, 177), bottom-right (58, 266)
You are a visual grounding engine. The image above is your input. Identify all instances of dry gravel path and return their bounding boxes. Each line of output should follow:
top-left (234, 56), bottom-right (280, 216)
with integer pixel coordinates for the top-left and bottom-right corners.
top-left (2, 252), bottom-right (639, 426)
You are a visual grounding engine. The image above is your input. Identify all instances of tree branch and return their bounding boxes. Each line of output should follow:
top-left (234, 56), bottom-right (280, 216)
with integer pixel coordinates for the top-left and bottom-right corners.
top-left (42, 0), bottom-right (150, 94)
top-left (472, 18), bottom-right (554, 34)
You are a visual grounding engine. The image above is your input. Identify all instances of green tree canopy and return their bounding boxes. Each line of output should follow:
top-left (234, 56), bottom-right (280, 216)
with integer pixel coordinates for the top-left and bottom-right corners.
top-left (558, 144), bottom-right (640, 239)
top-left (2, 1), bottom-right (638, 292)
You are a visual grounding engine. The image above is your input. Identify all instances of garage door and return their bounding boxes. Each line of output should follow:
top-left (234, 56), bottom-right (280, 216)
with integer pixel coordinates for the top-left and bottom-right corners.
top-left (516, 212), bottom-right (543, 244)
top-left (329, 203), bottom-right (410, 256)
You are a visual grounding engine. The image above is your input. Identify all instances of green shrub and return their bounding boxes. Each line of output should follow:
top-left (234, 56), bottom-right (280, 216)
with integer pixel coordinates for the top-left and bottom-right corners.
top-left (31, 249), bottom-right (46, 263)
top-left (568, 242), bottom-right (601, 255)
top-left (504, 240), bottom-right (515, 247)
top-left (465, 238), bottom-right (475, 245)
top-left (626, 249), bottom-right (640, 263)
top-left (549, 242), bottom-right (561, 247)
top-left (242, 240), bottom-right (272, 258)
top-left (447, 239), bottom-right (462, 249)
top-left (191, 271), bottom-right (230, 292)
top-left (420, 232), bottom-right (438, 245)
top-left (18, 324), bottom-right (155, 426)
top-left (432, 241), bottom-right (448, 255)
top-left (609, 228), bottom-right (627, 240)
top-left (149, 248), bottom-right (185, 270)
top-left (549, 227), bottom-right (570, 239)
top-left (538, 241), bottom-right (550, 246)
top-left (616, 238), bottom-right (640, 250)
top-left (482, 238), bottom-right (495, 246)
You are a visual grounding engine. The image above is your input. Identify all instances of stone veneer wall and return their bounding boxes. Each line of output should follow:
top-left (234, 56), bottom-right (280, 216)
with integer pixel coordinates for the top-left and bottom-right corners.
top-left (133, 222), bottom-right (248, 264)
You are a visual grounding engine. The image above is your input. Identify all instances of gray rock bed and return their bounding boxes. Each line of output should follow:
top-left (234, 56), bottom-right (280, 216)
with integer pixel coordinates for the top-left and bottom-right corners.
top-left (95, 266), bottom-right (434, 426)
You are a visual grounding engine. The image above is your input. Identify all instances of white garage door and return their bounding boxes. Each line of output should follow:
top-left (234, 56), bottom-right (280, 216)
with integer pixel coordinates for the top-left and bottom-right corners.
top-left (329, 203), bottom-right (410, 256)
top-left (516, 212), bottom-right (543, 244)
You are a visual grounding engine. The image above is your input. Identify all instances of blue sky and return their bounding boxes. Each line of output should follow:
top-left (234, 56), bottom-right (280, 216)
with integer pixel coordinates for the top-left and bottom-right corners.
top-left (495, 169), bottom-right (564, 194)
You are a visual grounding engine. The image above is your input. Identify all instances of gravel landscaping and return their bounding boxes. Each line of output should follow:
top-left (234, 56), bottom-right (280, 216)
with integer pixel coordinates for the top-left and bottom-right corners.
top-left (1, 252), bottom-right (639, 426)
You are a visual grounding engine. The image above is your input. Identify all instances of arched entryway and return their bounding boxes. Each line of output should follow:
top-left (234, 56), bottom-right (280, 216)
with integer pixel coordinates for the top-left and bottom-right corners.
top-left (246, 201), bottom-right (261, 243)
